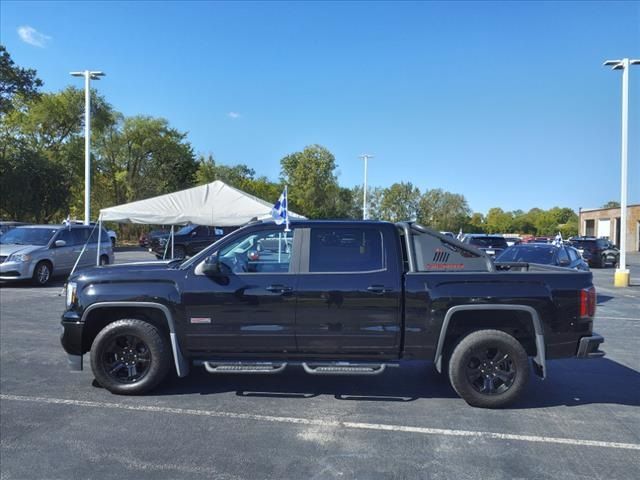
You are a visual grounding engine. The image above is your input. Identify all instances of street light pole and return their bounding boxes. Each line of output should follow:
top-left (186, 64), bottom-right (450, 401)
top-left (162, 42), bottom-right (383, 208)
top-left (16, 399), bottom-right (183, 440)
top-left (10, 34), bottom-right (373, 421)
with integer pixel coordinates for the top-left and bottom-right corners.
top-left (359, 154), bottom-right (374, 220)
top-left (70, 70), bottom-right (105, 225)
top-left (604, 58), bottom-right (639, 287)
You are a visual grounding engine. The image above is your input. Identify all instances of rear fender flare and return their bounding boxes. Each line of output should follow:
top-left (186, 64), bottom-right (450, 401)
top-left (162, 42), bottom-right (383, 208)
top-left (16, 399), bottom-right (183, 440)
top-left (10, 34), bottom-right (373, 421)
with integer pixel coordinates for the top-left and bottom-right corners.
top-left (81, 301), bottom-right (189, 377)
top-left (434, 304), bottom-right (546, 378)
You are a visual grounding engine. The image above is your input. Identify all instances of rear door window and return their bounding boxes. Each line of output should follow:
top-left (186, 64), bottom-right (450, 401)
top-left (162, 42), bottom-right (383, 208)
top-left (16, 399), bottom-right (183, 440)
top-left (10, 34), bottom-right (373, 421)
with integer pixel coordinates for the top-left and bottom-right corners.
top-left (71, 228), bottom-right (90, 246)
top-left (309, 228), bottom-right (384, 273)
top-left (88, 228), bottom-right (111, 244)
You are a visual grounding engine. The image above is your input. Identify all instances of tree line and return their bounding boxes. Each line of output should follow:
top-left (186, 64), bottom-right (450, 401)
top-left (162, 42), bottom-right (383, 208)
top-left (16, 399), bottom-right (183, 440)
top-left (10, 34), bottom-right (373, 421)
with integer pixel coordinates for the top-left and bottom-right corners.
top-left (1, 46), bottom-right (580, 237)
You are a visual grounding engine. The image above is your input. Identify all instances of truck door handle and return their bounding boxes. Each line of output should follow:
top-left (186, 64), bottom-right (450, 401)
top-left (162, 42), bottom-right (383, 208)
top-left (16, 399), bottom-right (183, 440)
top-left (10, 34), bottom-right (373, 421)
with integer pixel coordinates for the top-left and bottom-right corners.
top-left (367, 285), bottom-right (390, 294)
top-left (266, 285), bottom-right (293, 294)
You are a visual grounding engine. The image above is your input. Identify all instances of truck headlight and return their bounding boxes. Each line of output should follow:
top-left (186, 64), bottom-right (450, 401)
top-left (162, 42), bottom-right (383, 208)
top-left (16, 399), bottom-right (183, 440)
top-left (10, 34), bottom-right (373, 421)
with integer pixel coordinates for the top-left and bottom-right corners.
top-left (8, 253), bottom-right (31, 263)
top-left (66, 282), bottom-right (78, 308)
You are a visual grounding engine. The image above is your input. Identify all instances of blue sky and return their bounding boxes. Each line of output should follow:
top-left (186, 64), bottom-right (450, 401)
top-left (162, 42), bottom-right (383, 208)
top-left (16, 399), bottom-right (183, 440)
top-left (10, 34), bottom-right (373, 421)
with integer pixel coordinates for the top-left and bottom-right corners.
top-left (1, 1), bottom-right (639, 214)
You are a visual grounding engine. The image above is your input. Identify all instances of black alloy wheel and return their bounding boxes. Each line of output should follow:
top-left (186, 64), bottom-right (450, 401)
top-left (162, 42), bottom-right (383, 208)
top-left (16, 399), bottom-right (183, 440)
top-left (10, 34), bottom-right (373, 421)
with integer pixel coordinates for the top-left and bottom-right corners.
top-left (101, 334), bottom-right (152, 384)
top-left (464, 347), bottom-right (516, 395)
top-left (90, 319), bottom-right (170, 395)
top-left (448, 329), bottom-right (529, 408)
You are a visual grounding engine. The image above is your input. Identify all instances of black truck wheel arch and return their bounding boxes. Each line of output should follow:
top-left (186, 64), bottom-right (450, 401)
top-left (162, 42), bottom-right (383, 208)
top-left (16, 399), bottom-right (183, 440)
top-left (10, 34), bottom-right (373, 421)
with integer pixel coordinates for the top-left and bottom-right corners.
top-left (80, 302), bottom-right (189, 377)
top-left (434, 304), bottom-right (546, 378)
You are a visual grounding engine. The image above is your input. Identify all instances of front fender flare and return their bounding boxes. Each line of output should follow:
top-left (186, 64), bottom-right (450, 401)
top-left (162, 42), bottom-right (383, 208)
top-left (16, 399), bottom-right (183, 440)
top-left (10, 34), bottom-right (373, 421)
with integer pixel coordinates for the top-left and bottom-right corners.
top-left (81, 301), bottom-right (189, 377)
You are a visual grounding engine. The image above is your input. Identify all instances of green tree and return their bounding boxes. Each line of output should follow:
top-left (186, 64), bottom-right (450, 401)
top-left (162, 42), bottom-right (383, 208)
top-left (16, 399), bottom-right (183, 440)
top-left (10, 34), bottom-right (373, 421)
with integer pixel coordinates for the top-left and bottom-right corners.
top-left (484, 208), bottom-right (513, 233)
top-left (602, 201), bottom-right (620, 209)
top-left (280, 145), bottom-right (341, 218)
top-left (94, 115), bottom-right (197, 207)
top-left (416, 188), bottom-right (471, 231)
top-left (0, 144), bottom-right (70, 222)
top-left (466, 212), bottom-right (485, 233)
top-left (349, 185), bottom-right (384, 220)
top-left (379, 182), bottom-right (421, 222)
top-left (0, 45), bottom-right (43, 115)
top-left (195, 154), bottom-right (284, 206)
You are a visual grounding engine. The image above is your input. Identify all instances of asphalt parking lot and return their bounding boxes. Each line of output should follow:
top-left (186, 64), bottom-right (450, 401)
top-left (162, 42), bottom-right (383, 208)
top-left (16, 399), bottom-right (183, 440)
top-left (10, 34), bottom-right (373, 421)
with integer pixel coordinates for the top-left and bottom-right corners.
top-left (1, 248), bottom-right (639, 479)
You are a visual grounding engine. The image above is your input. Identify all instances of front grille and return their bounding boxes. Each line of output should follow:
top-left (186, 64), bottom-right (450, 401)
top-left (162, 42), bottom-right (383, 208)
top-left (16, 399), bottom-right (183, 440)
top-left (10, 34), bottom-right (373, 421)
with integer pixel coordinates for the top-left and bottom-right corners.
top-left (0, 256), bottom-right (7, 263)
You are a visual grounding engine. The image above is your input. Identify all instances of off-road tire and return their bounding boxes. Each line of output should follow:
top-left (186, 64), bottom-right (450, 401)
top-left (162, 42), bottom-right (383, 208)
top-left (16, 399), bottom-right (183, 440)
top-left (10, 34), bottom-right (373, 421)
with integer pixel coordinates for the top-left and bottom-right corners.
top-left (448, 329), bottom-right (530, 408)
top-left (90, 319), bottom-right (170, 395)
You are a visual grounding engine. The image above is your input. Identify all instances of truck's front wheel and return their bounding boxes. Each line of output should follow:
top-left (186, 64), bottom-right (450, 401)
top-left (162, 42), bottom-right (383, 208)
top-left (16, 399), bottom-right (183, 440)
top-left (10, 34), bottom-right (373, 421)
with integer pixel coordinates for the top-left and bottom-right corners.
top-left (448, 329), bottom-right (529, 408)
top-left (90, 319), bottom-right (170, 395)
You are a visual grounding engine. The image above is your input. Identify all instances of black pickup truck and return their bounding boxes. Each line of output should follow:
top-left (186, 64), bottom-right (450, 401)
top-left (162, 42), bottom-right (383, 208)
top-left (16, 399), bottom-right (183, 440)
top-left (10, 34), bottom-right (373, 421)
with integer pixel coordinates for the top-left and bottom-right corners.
top-left (61, 220), bottom-right (604, 408)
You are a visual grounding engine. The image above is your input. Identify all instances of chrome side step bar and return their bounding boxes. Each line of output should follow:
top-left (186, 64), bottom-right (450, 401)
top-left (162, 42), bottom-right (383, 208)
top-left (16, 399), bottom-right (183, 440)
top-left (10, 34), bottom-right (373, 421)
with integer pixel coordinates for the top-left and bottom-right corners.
top-left (194, 360), bottom-right (398, 376)
top-left (301, 362), bottom-right (390, 376)
top-left (197, 361), bottom-right (287, 374)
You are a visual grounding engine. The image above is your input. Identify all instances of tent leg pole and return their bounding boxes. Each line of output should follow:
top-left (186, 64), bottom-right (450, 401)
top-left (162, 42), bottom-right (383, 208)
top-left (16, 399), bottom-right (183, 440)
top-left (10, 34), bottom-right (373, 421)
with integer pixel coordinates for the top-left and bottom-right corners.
top-left (96, 215), bottom-right (102, 266)
top-left (171, 226), bottom-right (174, 259)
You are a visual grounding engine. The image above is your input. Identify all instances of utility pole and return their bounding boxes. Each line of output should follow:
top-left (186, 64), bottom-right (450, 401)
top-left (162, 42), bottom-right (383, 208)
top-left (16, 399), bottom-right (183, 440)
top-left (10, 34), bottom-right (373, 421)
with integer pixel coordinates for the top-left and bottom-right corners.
top-left (603, 58), bottom-right (639, 287)
top-left (359, 154), bottom-right (374, 220)
top-left (70, 70), bottom-right (105, 224)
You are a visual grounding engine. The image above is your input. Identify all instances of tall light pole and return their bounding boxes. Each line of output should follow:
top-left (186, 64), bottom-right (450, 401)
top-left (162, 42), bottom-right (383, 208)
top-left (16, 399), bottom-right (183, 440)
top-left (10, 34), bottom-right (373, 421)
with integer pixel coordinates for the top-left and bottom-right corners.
top-left (70, 70), bottom-right (105, 225)
top-left (359, 154), bottom-right (374, 220)
top-left (603, 58), bottom-right (639, 287)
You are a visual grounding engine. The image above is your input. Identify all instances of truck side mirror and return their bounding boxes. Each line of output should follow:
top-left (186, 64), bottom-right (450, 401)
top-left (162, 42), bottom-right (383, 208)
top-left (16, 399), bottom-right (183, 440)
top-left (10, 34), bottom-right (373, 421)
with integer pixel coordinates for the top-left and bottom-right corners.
top-left (54, 240), bottom-right (67, 248)
top-left (202, 252), bottom-right (222, 276)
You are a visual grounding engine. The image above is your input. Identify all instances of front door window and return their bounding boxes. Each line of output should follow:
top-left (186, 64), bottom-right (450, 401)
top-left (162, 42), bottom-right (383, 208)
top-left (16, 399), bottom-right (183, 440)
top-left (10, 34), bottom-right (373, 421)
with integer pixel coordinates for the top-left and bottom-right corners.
top-left (219, 230), bottom-right (293, 274)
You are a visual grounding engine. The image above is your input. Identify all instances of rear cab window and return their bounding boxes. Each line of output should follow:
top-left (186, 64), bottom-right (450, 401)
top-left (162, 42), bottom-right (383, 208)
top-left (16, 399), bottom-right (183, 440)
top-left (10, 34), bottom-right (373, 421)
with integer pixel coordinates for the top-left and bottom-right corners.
top-left (309, 228), bottom-right (384, 273)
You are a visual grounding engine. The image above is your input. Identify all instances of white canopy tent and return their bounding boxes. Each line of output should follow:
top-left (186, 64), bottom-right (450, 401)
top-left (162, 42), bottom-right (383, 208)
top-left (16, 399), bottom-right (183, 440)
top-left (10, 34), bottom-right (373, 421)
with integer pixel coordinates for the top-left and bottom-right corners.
top-left (94, 180), bottom-right (303, 262)
top-left (99, 180), bottom-right (303, 226)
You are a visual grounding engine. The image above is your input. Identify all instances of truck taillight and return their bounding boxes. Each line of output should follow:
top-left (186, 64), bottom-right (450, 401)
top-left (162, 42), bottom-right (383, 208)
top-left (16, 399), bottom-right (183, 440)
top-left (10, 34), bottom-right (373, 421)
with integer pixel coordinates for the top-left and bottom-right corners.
top-left (580, 287), bottom-right (596, 318)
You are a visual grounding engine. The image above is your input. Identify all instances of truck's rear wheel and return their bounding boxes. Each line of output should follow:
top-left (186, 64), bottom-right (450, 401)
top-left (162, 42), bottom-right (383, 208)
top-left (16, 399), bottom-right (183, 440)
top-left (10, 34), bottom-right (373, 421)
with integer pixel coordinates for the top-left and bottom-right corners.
top-left (448, 329), bottom-right (529, 408)
top-left (90, 319), bottom-right (170, 395)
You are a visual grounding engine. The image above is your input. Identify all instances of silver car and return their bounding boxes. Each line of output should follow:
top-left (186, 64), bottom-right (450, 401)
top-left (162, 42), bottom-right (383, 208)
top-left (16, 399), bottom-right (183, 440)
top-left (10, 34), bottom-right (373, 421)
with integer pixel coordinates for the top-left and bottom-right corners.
top-left (0, 224), bottom-right (114, 286)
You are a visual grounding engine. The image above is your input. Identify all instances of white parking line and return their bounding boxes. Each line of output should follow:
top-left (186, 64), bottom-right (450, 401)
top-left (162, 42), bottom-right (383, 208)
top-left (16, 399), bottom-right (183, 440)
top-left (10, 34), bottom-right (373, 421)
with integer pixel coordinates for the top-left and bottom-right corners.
top-left (596, 316), bottom-right (640, 321)
top-left (2, 394), bottom-right (639, 451)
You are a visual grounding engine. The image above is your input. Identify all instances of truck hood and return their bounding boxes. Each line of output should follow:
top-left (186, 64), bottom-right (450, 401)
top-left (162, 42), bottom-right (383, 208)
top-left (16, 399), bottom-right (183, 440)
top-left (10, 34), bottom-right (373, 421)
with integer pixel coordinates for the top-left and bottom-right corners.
top-left (71, 260), bottom-right (178, 282)
top-left (0, 244), bottom-right (43, 257)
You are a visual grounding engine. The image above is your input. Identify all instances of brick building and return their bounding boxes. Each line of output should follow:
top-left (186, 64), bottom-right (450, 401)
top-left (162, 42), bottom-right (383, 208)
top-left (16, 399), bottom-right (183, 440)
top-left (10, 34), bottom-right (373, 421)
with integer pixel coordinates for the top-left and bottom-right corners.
top-left (578, 204), bottom-right (640, 252)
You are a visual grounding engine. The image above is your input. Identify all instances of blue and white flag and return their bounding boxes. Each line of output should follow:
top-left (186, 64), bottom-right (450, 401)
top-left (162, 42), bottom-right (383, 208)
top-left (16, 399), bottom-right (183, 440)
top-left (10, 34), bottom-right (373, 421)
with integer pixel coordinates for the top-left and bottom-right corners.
top-left (553, 232), bottom-right (563, 247)
top-left (271, 186), bottom-right (289, 228)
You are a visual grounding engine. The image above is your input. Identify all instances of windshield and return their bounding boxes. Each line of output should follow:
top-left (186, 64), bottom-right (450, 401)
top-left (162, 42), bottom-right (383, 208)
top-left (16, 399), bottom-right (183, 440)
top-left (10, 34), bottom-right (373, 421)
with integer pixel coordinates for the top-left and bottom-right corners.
top-left (469, 237), bottom-right (508, 249)
top-left (496, 246), bottom-right (556, 264)
top-left (0, 227), bottom-right (58, 246)
top-left (176, 224), bottom-right (197, 235)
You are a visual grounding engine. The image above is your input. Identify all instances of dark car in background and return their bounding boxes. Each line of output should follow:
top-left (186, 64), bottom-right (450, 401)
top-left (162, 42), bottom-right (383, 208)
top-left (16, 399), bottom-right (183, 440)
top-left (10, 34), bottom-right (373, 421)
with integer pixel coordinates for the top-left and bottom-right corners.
top-left (461, 234), bottom-right (508, 258)
top-left (495, 243), bottom-right (589, 271)
top-left (139, 229), bottom-right (170, 247)
top-left (569, 237), bottom-right (619, 268)
top-left (0, 221), bottom-right (29, 236)
top-left (525, 236), bottom-right (553, 244)
top-left (150, 224), bottom-right (234, 259)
